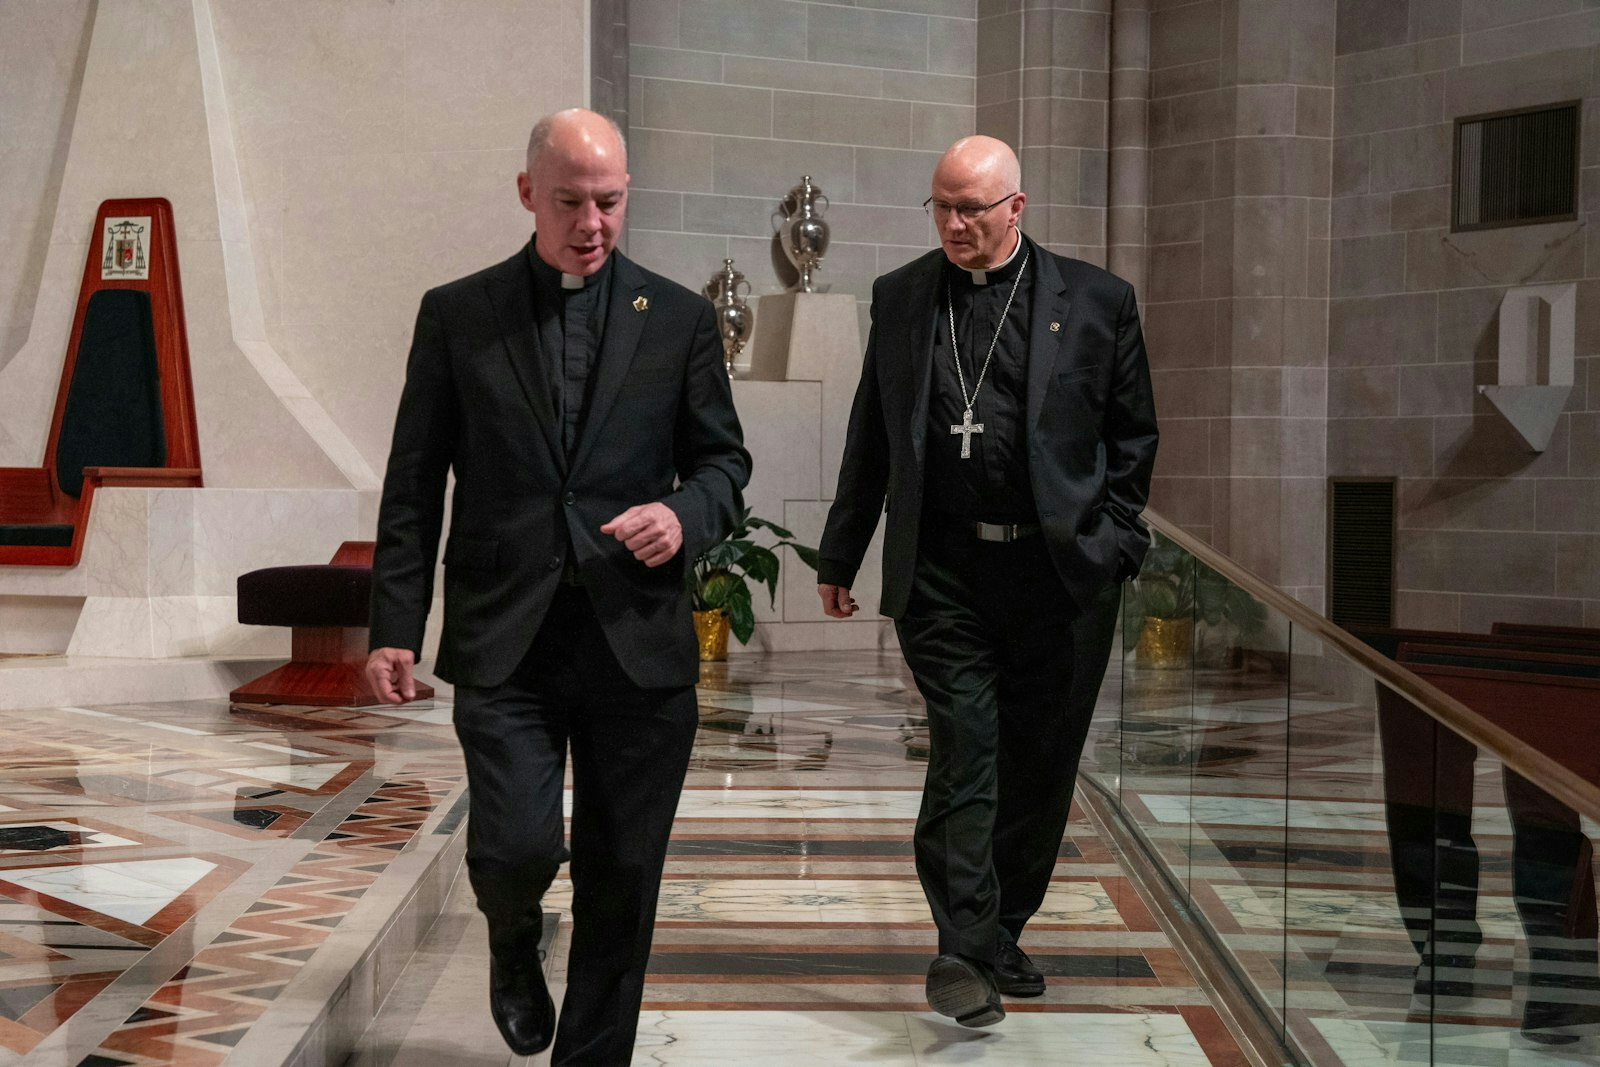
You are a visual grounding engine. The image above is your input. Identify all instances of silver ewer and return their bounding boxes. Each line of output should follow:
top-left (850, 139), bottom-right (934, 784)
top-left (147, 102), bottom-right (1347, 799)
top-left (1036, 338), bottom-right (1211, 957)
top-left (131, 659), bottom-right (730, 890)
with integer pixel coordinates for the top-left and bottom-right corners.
top-left (777, 175), bottom-right (830, 292)
top-left (702, 257), bottom-right (753, 379)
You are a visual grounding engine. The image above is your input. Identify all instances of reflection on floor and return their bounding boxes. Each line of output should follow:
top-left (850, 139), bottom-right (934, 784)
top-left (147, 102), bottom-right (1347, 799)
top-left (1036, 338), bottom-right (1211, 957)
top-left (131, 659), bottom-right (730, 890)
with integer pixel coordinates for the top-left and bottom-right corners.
top-left (11, 646), bottom-right (1588, 1065)
top-left (0, 651), bottom-right (1246, 1067)
top-left (361, 650), bottom-right (1248, 1067)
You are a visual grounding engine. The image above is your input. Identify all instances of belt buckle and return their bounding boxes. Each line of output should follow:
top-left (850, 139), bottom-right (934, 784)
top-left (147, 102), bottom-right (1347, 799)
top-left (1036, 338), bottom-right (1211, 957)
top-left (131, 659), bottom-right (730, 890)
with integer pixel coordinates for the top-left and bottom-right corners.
top-left (974, 522), bottom-right (1014, 543)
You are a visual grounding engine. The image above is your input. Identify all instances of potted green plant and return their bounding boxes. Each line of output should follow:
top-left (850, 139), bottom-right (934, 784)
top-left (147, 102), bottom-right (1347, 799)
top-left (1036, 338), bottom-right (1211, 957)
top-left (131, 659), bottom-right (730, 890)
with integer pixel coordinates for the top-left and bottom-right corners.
top-left (689, 509), bottom-right (819, 659)
top-left (1126, 532), bottom-right (1195, 669)
top-left (1194, 565), bottom-right (1269, 669)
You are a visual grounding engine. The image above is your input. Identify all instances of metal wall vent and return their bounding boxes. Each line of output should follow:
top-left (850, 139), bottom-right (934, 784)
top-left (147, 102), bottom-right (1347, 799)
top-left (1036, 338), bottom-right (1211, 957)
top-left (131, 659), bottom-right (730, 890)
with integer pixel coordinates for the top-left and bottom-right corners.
top-left (1454, 101), bottom-right (1580, 231)
top-left (1328, 479), bottom-right (1395, 630)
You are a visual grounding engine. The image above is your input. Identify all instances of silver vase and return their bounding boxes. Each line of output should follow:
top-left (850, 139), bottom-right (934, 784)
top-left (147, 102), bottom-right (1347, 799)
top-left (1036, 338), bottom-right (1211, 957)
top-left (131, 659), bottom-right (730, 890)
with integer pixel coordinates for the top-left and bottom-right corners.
top-left (777, 175), bottom-right (830, 293)
top-left (702, 257), bottom-right (753, 378)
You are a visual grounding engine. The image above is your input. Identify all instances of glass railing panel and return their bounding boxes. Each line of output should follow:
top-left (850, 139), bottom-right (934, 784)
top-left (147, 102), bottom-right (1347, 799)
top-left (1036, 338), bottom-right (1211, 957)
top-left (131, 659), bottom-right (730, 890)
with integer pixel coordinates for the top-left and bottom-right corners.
top-left (1114, 529), bottom-right (1199, 896)
top-left (1279, 628), bottom-right (1440, 1065)
top-left (1177, 557), bottom-right (1293, 1035)
top-left (1107, 531), bottom-right (1294, 1030)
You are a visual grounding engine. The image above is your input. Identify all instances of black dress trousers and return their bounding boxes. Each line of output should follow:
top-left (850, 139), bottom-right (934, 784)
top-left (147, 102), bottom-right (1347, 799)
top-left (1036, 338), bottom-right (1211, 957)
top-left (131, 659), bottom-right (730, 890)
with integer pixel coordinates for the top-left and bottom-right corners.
top-left (452, 584), bottom-right (698, 1065)
top-left (894, 522), bottom-right (1120, 964)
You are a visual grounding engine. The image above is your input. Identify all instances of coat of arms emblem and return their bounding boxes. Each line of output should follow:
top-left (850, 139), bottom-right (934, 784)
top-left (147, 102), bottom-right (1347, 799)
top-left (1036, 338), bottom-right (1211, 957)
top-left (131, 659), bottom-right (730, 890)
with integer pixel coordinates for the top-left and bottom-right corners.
top-left (101, 217), bottom-right (151, 280)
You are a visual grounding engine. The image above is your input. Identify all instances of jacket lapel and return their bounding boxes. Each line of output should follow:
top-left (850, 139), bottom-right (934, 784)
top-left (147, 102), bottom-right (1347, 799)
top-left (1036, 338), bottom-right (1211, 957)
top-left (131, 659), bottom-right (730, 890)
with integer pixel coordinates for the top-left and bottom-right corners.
top-left (570, 252), bottom-right (649, 472)
top-left (485, 247), bottom-right (565, 473)
top-left (1024, 235), bottom-right (1074, 436)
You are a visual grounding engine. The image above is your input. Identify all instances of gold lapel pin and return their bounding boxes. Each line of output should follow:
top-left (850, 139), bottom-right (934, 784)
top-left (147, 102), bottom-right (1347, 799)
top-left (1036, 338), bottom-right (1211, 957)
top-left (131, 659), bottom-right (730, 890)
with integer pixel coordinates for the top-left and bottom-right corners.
top-left (633, 296), bottom-right (649, 312)
top-left (1049, 321), bottom-right (1061, 332)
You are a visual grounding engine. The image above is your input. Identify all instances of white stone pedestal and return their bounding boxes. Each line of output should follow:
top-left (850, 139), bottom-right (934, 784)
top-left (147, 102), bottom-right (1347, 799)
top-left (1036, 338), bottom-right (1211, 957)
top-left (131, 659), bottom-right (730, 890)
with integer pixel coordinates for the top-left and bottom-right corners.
top-left (731, 291), bottom-right (892, 653)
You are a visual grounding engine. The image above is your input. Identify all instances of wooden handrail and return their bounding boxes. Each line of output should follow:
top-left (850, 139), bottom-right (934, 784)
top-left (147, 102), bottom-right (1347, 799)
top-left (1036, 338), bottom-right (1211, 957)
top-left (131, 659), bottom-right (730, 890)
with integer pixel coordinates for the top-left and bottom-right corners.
top-left (1140, 508), bottom-right (1600, 823)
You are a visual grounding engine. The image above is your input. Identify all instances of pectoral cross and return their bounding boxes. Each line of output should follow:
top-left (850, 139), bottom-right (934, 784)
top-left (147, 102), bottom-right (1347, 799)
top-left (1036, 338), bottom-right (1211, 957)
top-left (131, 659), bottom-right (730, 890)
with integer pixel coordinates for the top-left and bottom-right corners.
top-left (951, 407), bottom-right (984, 459)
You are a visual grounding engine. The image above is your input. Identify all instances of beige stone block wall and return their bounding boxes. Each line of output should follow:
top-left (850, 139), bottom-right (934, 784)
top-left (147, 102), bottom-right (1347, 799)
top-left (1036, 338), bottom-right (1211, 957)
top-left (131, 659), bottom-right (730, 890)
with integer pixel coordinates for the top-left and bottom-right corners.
top-left (1330, 0), bottom-right (1600, 629)
top-left (626, 0), bottom-right (975, 349)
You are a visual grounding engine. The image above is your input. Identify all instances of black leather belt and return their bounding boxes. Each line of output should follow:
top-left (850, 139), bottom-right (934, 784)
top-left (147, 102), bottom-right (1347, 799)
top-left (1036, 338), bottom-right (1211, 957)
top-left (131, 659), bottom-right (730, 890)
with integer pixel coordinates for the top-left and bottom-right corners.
top-left (972, 521), bottom-right (1041, 543)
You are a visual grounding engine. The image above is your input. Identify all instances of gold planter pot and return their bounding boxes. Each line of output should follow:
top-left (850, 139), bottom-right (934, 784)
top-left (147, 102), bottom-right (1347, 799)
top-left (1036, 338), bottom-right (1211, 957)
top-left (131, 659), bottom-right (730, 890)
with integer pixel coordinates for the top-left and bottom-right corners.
top-left (693, 609), bottom-right (731, 661)
top-left (1135, 615), bottom-right (1193, 670)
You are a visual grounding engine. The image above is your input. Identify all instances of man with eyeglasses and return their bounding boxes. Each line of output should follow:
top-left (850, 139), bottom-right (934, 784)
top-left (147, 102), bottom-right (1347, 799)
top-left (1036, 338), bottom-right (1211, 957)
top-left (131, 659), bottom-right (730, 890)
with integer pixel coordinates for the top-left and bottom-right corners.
top-left (816, 135), bottom-right (1158, 1028)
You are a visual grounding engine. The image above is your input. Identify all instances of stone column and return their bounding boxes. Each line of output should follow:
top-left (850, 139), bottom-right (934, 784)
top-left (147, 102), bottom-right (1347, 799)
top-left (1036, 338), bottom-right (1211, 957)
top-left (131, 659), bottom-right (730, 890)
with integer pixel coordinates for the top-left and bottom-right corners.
top-left (1108, 0), bottom-right (1151, 294)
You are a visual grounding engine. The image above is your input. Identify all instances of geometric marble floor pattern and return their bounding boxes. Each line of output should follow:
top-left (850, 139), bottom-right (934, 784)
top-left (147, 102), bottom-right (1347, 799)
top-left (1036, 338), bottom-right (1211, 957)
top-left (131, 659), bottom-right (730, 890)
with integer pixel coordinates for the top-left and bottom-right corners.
top-left (0, 695), bottom-right (468, 1065)
top-left (358, 650), bottom-right (1252, 1067)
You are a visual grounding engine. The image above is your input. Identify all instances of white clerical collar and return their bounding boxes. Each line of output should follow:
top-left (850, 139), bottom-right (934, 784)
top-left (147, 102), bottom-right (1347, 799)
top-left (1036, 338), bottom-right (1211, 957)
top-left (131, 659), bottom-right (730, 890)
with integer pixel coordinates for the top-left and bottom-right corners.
top-left (561, 272), bottom-right (585, 290)
top-left (961, 227), bottom-right (1024, 285)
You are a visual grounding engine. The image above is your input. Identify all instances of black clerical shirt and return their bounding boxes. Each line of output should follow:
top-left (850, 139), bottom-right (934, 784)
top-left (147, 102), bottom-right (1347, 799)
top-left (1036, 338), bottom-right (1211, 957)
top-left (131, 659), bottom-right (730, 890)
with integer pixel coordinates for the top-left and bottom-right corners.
top-left (529, 244), bottom-right (612, 459)
top-left (924, 238), bottom-right (1036, 523)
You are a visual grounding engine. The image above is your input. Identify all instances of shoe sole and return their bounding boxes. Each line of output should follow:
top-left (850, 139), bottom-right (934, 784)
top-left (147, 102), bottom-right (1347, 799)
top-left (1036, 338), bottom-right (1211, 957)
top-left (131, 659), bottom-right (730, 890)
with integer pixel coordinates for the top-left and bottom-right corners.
top-left (995, 976), bottom-right (1046, 998)
top-left (926, 957), bottom-right (1005, 1027)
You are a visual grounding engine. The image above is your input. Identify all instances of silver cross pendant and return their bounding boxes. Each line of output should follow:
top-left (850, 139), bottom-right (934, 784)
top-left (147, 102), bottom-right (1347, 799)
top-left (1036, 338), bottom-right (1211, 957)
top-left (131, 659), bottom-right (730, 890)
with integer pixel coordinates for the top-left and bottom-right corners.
top-left (951, 408), bottom-right (984, 459)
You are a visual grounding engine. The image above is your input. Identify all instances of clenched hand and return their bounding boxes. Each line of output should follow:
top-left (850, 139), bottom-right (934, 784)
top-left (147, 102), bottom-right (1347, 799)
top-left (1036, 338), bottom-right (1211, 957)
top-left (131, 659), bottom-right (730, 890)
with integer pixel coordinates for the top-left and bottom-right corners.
top-left (601, 502), bottom-right (683, 567)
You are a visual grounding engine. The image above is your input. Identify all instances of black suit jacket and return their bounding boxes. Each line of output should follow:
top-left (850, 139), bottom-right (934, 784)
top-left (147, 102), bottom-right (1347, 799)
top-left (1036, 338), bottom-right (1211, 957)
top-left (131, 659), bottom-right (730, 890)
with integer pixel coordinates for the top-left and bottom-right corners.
top-left (819, 234), bottom-right (1157, 616)
top-left (370, 241), bottom-right (750, 689)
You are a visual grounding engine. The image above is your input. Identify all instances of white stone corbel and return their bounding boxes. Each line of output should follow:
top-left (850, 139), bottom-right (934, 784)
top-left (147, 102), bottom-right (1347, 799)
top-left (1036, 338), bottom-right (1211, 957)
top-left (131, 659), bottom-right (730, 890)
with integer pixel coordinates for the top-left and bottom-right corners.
top-left (1480, 283), bottom-right (1575, 452)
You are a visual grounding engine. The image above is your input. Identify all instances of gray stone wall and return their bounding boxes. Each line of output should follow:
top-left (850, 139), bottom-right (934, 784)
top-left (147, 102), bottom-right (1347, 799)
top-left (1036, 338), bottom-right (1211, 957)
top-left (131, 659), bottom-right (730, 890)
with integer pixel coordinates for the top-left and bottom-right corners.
top-left (976, 0), bottom-right (1113, 267)
top-left (592, 0), bottom-right (631, 144)
top-left (1331, 0), bottom-right (1600, 630)
top-left (623, 0), bottom-right (977, 330)
top-left (1140, 0), bottom-right (1335, 610)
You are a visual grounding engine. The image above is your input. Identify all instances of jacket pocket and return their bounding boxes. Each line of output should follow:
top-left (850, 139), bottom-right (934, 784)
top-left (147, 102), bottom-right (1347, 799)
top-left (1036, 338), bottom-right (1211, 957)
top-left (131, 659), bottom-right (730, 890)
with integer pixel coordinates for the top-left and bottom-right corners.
top-left (443, 536), bottom-right (498, 570)
top-left (1057, 367), bottom-right (1097, 385)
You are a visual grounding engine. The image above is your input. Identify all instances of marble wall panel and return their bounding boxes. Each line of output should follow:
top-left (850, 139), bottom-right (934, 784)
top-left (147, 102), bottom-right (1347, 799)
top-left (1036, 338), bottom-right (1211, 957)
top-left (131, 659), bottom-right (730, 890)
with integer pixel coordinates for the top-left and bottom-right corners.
top-left (0, 596), bottom-right (82, 655)
top-left (0, 2), bottom-right (91, 375)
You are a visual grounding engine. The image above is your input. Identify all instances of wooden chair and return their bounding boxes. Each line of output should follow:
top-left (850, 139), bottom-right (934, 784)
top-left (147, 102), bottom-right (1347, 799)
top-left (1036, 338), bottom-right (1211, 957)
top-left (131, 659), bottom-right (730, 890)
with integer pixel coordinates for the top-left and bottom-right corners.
top-left (0, 199), bottom-right (201, 565)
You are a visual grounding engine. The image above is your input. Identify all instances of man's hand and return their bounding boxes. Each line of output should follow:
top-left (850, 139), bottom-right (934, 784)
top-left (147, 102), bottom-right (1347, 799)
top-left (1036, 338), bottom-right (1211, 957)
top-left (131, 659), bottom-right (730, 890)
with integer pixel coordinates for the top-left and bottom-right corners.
top-left (367, 647), bottom-right (417, 705)
top-left (601, 502), bottom-right (682, 567)
top-left (818, 584), bottom-right (858, 618)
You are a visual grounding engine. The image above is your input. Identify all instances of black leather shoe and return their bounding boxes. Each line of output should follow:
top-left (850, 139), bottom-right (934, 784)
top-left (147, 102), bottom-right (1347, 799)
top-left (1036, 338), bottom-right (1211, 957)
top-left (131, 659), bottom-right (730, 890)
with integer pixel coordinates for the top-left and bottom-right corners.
top-left (995, 941), bottom-right (1046, 997)
top-left (926, 953), bottom-right (1005, 1027)
top-left (489, 954), bottom-right (556, 1056)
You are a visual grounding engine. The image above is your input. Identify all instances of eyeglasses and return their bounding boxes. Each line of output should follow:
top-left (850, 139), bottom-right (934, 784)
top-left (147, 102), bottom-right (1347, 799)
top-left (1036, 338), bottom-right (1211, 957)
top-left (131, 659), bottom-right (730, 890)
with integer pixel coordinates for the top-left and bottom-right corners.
top-left (922, 192), bottom-right (1019, 222)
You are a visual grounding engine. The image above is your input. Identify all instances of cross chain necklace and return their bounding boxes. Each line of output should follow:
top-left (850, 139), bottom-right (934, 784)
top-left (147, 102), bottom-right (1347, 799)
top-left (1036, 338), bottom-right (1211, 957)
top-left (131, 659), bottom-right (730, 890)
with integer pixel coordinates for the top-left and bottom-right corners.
top-left (947, 250), bottom-right (1029, 459)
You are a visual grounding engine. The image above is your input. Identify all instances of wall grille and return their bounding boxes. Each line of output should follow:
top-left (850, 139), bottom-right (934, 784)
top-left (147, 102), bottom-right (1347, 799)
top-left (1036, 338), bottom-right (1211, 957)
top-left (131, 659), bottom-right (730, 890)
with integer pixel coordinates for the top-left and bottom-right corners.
top-left (1454, 102), bottom-right (1580, 231)
top-left (1329, 479), bottom-right (1395, 630)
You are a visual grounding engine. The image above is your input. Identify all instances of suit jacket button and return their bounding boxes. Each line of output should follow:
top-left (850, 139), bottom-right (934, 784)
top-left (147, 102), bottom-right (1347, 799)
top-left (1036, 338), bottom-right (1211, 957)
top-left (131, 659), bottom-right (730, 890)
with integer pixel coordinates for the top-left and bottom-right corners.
top-left (549, 556), bottom-right (561, 571)
top-left (564, 491), bottom-right (576, 505)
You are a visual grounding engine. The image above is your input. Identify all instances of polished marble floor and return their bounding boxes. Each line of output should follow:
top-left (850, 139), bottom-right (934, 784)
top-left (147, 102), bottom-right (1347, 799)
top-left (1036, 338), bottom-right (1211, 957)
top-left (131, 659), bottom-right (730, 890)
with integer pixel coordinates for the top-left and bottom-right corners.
top-left (0, 649), bottom-right (1259, 1065)
top-left (5, 645), bottom-right (1594, 1065)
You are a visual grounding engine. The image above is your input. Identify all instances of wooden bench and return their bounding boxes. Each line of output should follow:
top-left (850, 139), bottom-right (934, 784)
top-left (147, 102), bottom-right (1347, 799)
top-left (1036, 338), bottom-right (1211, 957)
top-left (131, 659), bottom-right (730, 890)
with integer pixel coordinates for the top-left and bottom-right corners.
top-left (230, 542), bottom-right (435, 708)
top-left (1392, 642), bottom-right (1600, 1043)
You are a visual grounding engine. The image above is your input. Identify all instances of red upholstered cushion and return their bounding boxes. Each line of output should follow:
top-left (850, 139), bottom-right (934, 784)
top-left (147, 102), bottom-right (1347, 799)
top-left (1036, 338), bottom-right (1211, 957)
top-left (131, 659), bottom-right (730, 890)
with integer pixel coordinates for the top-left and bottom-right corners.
top-left (237, 565), bottom-right (372, 628)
